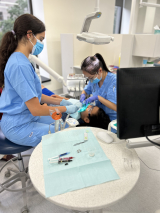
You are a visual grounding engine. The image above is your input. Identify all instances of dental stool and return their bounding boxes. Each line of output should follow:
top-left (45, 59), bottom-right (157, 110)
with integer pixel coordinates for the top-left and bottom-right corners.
top-left (0, 128), bottom-right (33, 213)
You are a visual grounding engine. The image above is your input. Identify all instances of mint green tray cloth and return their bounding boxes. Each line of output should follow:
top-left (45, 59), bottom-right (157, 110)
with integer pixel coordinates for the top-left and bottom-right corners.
top-left (42, 128), bottom-right (120, 197)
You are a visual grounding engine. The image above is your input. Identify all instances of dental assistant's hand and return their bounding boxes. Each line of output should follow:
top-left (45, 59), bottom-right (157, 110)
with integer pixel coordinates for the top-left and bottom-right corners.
top-left (60, 99), bottom-right (73, 106)
top-left (80, 94), bottom-right (86, 103)
top-left (85, 95), bottom-right (98, 105)
top-left (66, 105), bottom-right (78, 114)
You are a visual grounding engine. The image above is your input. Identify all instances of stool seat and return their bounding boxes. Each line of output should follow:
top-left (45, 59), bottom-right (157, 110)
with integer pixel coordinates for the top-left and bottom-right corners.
top-left (0, 129), bottom-right (32, 155)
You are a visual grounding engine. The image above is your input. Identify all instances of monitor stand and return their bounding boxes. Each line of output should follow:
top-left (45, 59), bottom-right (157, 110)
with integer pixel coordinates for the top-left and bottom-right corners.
top-left (126, 138), bottom-right (155, 149)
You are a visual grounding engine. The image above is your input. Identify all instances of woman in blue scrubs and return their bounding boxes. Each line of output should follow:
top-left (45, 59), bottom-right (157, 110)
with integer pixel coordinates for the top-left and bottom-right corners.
top-left (0, 14), bottom-right (77, 147)
top-left (80, 53), bottom-right (117, 122)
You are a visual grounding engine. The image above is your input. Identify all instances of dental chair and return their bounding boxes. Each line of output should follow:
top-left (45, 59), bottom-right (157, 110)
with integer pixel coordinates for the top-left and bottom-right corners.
top-left (0, 127), bottom-right (32, 213)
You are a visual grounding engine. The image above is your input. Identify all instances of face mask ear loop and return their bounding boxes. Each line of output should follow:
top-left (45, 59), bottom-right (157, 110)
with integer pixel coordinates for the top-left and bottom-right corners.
top-left (33, 34), bottom-right (38, 41)
top-left (29, 34), bottom-right (37, 46)
top-left (29, 38), bottom-right (34, 47)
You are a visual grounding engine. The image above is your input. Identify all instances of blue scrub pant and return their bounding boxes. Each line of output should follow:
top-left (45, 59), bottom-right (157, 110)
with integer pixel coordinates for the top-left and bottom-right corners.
top-left (1, 114), bottom-right (69, 147)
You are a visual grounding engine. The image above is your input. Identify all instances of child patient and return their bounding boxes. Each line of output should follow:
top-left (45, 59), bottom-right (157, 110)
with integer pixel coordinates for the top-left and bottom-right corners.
top-left (77, 105), bottom-right (111, 130)
top-left (51, 95), bottom-right (110, 130)
top-left (41, 88), bottom-right (110, 130)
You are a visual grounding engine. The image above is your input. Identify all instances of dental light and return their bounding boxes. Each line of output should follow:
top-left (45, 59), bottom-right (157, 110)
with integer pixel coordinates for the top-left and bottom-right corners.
top-left (29, 55), bottom-right (67, 87)
top-left (77, 0), bottom-right (114, 45)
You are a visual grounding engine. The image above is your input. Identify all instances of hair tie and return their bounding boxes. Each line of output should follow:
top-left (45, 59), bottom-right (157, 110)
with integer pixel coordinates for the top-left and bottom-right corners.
top-left (11, 30), bottom-right (15, 36)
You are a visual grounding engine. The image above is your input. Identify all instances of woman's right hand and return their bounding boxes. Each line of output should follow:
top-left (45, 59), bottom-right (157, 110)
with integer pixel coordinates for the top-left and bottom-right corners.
top-left (80, 94), bottom-right (86, 103)
top-left (66, 105), bottom-right (78, 114)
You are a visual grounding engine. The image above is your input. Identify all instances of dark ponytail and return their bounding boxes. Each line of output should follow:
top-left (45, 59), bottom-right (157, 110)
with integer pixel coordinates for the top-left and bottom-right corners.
top-left (0, 14), bottom-right (45, 87)
top-left (94, 53), bottom-right (109, 72)
top-left (81, 53), bottom-right (110, 75)
top-left (0, 32), bottom-right (18, 87)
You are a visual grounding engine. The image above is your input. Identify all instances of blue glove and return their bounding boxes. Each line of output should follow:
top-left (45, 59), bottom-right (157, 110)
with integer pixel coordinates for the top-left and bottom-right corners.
top-left (80, 94), bottom-right (86, 103)
top-left (60, 99), bottom-right (73, 106)
top-left (85, 96), bottom-right (98, 105)
top-left (66, 105), bottom-right (79, 114)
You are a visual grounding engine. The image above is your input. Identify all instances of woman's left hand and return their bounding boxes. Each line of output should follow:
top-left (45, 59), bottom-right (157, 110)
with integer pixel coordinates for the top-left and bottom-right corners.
top-left (85, 96), bottom-right (98, 105)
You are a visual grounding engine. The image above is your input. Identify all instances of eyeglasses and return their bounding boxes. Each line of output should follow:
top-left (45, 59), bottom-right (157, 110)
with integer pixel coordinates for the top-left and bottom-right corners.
top-left (88, 105), bottom-right (94, 117)
top-left (85, 73), bottom-right (98, 82)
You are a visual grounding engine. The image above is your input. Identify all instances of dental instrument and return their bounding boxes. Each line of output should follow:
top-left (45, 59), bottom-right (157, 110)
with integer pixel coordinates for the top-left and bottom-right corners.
top-left (49, 159), bottom-right (73, 164)
top-left (49, 157), bottom-right (74, 164)
top-left (78, 102), bottom-right (95, 113)
top-left (74, 141), bottom-right (88, 146)
top-left (48, 152), bottom-right (70, 161)
top-left (73, 132), bottom-right (88, 146)
top-left (49, 109), bottom-right (70, 133)
top-left (78, 104), bottom-right (90, 113)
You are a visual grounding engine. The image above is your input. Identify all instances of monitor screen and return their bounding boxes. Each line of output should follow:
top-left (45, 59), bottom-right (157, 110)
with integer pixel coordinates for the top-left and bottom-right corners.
top-left (117, 67), bottom-right (160, 139)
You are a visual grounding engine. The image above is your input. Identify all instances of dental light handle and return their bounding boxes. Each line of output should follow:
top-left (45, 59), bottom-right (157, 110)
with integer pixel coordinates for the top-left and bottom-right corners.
top-left (80, 11), bottom-right (102, 33)
top-left (29, 55), bottom-right (66, 87)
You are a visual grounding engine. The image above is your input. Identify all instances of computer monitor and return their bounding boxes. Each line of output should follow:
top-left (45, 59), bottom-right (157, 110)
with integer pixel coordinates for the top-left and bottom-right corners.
top-left (117, 67), bottom-right (160, 140)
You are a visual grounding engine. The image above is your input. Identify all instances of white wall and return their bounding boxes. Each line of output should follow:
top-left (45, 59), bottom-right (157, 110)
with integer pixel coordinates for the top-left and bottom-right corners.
top-left (32, 0), bottom-right (50, 78)
top-left (93, 34), bottom-right (123, 66)
top-left (43, 0), bottom-right (115, 92)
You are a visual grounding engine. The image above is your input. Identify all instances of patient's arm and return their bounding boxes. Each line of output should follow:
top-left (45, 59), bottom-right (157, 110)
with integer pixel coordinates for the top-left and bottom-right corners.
top-left (41, 94), bottom-right (64, 105)
top-left (51, 94), bottom-right (69, 100)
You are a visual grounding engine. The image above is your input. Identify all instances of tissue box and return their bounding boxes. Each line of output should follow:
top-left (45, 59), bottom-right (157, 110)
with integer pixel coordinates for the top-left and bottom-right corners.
top-left (154, 29), bottom-right (160, 34)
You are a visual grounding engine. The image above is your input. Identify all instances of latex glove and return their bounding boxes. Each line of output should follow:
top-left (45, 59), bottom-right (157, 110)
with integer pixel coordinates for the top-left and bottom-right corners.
top-left (85, 96), bottom-right (98, 105)
top-left (80, 94), bottom-right (86, 103)
top-left (60, 99), bottom-right (73, 106)
top-left (66, 105), bottom-right (79, 114)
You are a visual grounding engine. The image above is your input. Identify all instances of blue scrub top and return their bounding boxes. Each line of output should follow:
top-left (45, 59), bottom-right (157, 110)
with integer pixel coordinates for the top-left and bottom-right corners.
top-left (84, 72), bottom-right (117, 121)
top-left (0, 52), bottom-right (42, 129)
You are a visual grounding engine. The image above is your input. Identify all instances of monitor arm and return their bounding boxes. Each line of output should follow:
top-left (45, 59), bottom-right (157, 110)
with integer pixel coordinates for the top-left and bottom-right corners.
top-left (29, 55), bottom-right (66, 87)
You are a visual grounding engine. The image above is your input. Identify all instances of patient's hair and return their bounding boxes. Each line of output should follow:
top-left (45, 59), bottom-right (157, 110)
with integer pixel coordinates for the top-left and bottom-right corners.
top-left (78, 108), bottom-right (111, 130)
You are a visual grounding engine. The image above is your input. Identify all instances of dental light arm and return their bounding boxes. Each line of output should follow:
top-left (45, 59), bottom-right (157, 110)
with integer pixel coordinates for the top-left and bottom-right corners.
top-left (80, 0), bottom-right (101, 34)
top-left (29, 55), bottom-right (67, 87)
top-left (77, 0), bottom-right (114, 45)
top-left (80, 11), bottom-right (102, 34)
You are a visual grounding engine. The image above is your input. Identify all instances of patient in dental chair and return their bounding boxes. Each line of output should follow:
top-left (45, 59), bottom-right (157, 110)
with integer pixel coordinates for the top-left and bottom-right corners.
top-left (41, 87), bottom-right (110, 130)
top-left (77, 104), bottom-right (111, 130)
top-left (52, 96), bottom-right (110, 130)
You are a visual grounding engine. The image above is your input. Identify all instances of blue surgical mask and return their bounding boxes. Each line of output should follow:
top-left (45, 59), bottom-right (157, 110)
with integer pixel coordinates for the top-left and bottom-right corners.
top-left (30, 35), bottom-right (44, 55)
top-left (90, 73), bottom-right (102, 84)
